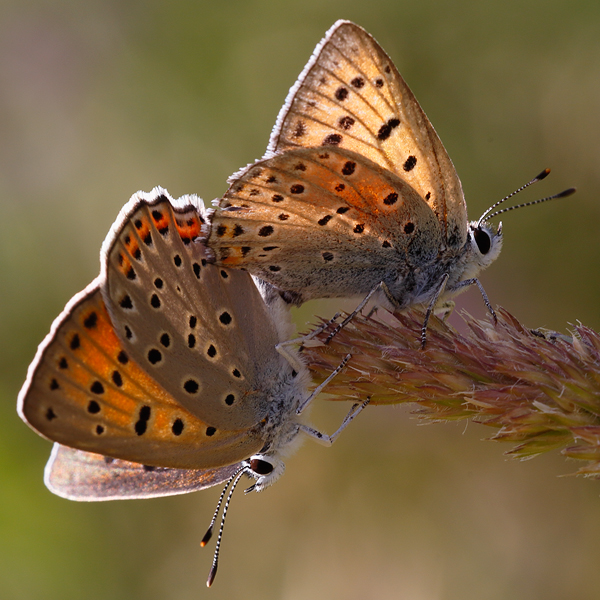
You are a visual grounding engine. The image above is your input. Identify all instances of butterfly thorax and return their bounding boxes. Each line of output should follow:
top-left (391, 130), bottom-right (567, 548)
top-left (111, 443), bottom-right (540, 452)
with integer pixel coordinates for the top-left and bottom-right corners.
top-left (243, 361), bottom-right (310, 492)
top-left (258, 362), bottom-right (310, 453)
top-left (384, 250), bottom-right (461, 309)
top-left (384, 219), bottom-right (503, 309)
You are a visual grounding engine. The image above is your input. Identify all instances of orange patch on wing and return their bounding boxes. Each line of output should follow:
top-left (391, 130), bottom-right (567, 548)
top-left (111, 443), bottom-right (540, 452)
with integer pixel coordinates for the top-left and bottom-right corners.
top-left (174, 213), bottom-right (203, 241)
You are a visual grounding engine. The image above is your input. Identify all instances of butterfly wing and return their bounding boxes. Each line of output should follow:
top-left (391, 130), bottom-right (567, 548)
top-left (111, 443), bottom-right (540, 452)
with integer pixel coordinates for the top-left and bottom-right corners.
top-left (18, 283), bottom-right (264, 469)
top-left (45, 443), bottom-right (241, 501)
top-left (266, 19), bottom-right (467, 249)
top-left (101, 189), bottom-right (287, 431)
top-left (209, 146), bottom-right (443, 303)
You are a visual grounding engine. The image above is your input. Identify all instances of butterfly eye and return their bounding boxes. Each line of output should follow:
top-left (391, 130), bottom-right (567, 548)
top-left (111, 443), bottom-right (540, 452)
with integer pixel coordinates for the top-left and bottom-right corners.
top-left (473, 227), bottom-right (491, 255)
top-left (249, 458), bottom-right (274, 475)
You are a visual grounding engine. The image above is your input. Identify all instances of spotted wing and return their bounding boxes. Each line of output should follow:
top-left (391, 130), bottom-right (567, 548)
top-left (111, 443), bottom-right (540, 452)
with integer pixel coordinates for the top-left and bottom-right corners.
top-left (18, 284), bottom-right (263, 469)
top-left (45, 443), bottom-right (241, 501)
top-left (101, 188), bottom-right (288, 431)
top-left (265, 19), bottom-right (467, 249)
top-left (209, 147), bottom-right (442, 302)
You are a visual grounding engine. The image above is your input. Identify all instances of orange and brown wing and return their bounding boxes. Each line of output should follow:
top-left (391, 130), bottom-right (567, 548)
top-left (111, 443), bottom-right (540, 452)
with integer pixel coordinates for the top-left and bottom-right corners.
top-left (267, 20), bottom-right (467, 249)
top-left (18, 284), bottom-right (263, 470)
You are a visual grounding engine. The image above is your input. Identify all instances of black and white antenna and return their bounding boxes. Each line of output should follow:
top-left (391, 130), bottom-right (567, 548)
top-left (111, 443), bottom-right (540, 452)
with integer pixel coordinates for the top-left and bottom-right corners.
top-left (201, 464), bottom-right (249, 587)
top-left (477, 168), bottom-right (575, 226)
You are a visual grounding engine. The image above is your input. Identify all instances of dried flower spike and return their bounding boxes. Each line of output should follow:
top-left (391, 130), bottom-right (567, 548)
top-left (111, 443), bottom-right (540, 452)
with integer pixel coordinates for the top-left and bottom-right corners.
top-left (304, 307), bottom-right (600, 478)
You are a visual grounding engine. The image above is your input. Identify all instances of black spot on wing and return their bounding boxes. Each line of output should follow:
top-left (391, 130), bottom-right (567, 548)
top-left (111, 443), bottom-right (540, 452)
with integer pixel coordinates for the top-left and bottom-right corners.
top-left (338, 116), bottom-right (355, 130)
top-left (219, 312), bottom-right (232, 325)
top-left (172, 419), bottom-right (184, 436)
top-left (134, 405), bottom-right (151, 436)
top-left (184, 379), bottom-right (199, 394)
top-left (342, 161), bottom-right (356, 176)
top-left (90, 381), bottom-right (104, 395)
top-left (323, 134), bottom-right (342, 146)
top-left (377, 118), bottom-right (400, 141)
top-left (383, 192), bottom-right (398, 206)
top-left (403, 156), bottom-right (417, 171)
top-left (335, 87), bottom-right (348, 101)
top-left (147, 349), bottom-right (162, 364)
top-left (112, 371), bottom-right (123, 387)
top-left (83, 312), bottom-right (97, 329)
top-left (258, 226), bottom-right (274, 237)
top-left (119, 295), bottom-right (133, 310)
top-left (293, 121), bottom-right (306, 138)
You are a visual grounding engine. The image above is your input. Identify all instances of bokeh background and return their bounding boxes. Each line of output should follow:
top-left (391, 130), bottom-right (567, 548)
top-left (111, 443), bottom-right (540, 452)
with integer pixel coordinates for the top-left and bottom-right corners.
top-left (2, 1), bottom-right (600, 599)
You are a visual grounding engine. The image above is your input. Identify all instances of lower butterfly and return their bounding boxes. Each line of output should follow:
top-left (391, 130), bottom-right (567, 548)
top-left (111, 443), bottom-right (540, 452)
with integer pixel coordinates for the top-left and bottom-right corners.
top-left (18, 187), bottom-right (367, 586)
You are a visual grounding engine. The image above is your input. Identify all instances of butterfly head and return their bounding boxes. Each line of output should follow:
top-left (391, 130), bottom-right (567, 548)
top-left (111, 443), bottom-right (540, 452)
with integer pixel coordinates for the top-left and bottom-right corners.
top-left (466, 169), bottom-right (576, 277)
top-left (243, 454), bottom-right (285, 493)
top-left (466, 219), bottom-right (504, 273)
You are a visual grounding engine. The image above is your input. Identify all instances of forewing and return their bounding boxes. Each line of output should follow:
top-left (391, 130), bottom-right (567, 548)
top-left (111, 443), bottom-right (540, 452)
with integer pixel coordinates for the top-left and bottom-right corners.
top-left (18, 281), bottom-right (261, 468)
top-left (18, 284), bottom-right (263, 469)
top-left (102, 189), bottom-right (284, 430)
top-left (267, 20), bottom-right (467, 248)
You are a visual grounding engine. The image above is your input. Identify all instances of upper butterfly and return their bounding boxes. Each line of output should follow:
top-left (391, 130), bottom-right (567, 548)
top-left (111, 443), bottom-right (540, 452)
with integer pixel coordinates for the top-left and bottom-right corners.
top-left (206, 20), bottom-right (502, 312)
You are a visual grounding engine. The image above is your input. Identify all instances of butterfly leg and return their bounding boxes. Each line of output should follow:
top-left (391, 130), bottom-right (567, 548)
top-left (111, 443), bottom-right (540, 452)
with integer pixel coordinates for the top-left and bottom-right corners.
top-left (299, 397), bottom-right (370, 447)
top-left (275, 314), bottom-right (343, 372)
top-left (295, 353), bottom-right (352, 414)
top-left (296, 352), bottom-right (368, 445)
top-left (421, 273), bottom-right (450, 348)
top-left (450, 278), bottom-right (497, 324)
top-left (324, 281), bottom-right (391, 344)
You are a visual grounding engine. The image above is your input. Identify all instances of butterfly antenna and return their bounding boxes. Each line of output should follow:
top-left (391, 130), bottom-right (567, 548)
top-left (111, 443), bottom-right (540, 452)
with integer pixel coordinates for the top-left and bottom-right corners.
top-left (206, 467), bottom-right (248, 587)
top-left (484, 187), bottom-right (576, 221)
top-left (477, 168), bottom-right (551, 226)
top-left (201, 466), bottom-right (244, 548)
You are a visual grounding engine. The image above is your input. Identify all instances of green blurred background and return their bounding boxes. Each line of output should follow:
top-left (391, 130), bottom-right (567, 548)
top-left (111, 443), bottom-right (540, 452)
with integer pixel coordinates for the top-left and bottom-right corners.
top-left (2, 1), bottom-right (600, 598)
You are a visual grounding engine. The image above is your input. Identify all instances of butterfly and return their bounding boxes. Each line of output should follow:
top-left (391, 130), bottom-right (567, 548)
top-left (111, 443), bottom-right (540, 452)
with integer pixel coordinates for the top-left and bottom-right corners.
top-left (18, 187), bottom-right (367, 585)
top-left (205, 20), bottom-right (505, 337)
